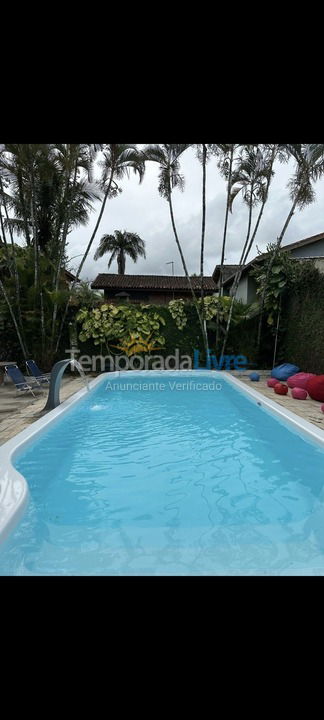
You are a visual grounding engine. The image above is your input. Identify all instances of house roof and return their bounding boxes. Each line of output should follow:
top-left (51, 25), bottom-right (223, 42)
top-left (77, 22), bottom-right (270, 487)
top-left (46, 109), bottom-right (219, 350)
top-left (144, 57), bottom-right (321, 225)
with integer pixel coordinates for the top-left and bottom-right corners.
top-left (280, 230), bottom-right (324, 252)
top-left (212, 264), bottom-right (241, 284)
top-left (64, 268), bottom-right (78, 282)
top-left (91, 273), bottom-right (217, 291)
top-left (220, 232), bottom-right (324, 288)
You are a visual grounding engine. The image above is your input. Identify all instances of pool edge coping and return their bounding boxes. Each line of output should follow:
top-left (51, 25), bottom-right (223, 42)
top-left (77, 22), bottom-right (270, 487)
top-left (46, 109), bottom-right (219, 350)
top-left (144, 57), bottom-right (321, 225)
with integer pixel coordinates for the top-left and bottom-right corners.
top-left (1, 369), bottom-right (324, 544)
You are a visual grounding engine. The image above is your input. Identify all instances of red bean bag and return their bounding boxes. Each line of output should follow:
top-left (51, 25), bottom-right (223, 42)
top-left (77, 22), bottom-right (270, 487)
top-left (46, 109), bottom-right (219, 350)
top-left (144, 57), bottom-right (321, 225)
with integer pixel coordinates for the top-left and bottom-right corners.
top-left (274, 383), bottom-right (288, 395)
top-left (267, 378), bottom-right (279, 388)
top-left (287, 372), bottom-right (316, 389)
top-left (291, 387), bottom-right (308, 400)
top-left (306, 375), bottom-right (324, 402)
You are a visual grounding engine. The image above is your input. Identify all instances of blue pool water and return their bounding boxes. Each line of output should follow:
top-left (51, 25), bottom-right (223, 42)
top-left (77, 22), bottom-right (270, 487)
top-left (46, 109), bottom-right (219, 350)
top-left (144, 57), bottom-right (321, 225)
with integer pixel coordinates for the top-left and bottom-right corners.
top-left (1, 372), bottom-right (324, 575)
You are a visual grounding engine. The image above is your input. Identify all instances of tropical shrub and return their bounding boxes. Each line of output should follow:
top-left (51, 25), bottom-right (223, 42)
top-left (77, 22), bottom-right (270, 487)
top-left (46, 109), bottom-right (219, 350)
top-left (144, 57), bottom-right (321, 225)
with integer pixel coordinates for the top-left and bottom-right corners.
top-left (76, 303), bottom-right (166, 355)
top-left (168, 299), bottom-right (187, 329)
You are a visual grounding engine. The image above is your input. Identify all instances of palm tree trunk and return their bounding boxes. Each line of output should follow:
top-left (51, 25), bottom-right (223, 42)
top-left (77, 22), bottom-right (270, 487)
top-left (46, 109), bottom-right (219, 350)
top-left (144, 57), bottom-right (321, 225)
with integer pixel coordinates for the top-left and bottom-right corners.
top-left (272, 295), bottom-right (281, 368)
top-left (16, 165), bottom-right (31, 246)
top-left (168, 192), bottom-right (208, 356)
top-left (0, 203), bottom-right (12, 270)
top-left (117, 251), bottom-right (125, 274)
top-left (221, 194), bottom-right (254, 359)
top-left (0, 278), bottom-right (27, 359)
top-left (256, 195), bottom-right (299, 355)
top-left (55, 171), bottom-right (114, 354)
top-left (216, 145), bottom-right (234, 353)
top-left (0, 177), bottom-right (28, 352)
top-left (218, 146), bottom-right (234, 296)
top-left (200, 144), bottom-right (207, 302)
top-left (200, 144), bottom-right (208, 357)
top-left (30, 163), bottom-right (46, 355)
top-left (51, 160), bottom-right (78, 348)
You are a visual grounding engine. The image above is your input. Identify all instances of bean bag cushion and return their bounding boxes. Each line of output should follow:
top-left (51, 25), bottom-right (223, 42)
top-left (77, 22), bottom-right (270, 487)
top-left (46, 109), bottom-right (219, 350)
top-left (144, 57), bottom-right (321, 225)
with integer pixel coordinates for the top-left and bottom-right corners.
top-left (274, 383), bottom-right (288, 395)
top-left (291, 387), bottom-right (308, 400)
top-left (287, 372), bottom-right (316, 389)
top-left (249, 372), bottom-right (260, 381)
top-left (267, 378), bottom-right (279, 388)
top-left (321, 405), bottom-right (324, 414)
top-left (306, 375), bottom-right (324, 402)
top-left (271, 363), bottom-right (300, 381)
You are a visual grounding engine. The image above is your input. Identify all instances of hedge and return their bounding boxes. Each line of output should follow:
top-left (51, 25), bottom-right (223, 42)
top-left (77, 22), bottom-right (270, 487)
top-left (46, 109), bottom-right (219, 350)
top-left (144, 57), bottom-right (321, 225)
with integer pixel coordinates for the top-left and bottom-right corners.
top-left (278, 268), bottom-right (324, 374)
top-left (76, 302), bottom-right (269, 369)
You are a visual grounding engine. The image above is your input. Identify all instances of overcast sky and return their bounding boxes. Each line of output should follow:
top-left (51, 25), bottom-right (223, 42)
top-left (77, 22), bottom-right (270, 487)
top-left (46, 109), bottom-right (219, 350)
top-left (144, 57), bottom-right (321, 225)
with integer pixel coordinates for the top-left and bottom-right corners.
top-left (66, 147), bottom-right (324, 282)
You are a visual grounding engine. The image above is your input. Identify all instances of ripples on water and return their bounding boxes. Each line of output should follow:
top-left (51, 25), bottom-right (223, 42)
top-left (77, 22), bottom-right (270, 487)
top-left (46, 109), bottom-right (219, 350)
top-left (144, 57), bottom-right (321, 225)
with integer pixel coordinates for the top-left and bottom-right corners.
top-left (1, 373), bottom-right (324, 575)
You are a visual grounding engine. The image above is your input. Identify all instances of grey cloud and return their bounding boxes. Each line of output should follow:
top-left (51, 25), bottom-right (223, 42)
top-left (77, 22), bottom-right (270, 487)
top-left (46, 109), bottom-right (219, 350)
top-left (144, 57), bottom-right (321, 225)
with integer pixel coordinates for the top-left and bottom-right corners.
top-left (66, 148), bottom-right (324, 283)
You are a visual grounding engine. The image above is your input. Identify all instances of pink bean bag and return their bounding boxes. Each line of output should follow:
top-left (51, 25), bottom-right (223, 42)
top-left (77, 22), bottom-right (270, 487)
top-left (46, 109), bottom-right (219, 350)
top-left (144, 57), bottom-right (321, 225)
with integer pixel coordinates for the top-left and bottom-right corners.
top-left (267, 378), bottom-right (279, 388)
top-left (306, 375), bottom-right (324, 402)
top-left (291, 387), bottom-right (308, 400)
top-left (274, 383), bottom-right (288, 395)
top-left (287, 372), bottom-right (316, 389)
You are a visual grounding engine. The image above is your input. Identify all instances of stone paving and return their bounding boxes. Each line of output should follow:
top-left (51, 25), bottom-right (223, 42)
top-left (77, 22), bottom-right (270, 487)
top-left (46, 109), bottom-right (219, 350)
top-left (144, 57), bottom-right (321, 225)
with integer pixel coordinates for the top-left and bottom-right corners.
top-left (229, 369), bottom-right (324, 431)
top-left (0, 375), bottom-right (88, 446)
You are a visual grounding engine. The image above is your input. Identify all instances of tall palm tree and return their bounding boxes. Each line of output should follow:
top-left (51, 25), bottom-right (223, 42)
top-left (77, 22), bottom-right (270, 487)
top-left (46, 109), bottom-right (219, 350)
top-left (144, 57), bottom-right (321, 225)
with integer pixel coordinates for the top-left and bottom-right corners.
top-left (55, 144), bottom-right (145, 352)
top-left (50, 144), bottom-right (100, 348)
top-left (196, 144), bottom-right (208, 300)
top-left (213, 144), bottom-right (238, 296)
top-left (0, 143), bottom-right (101, 360)
top-left (210, 144), bottom-right (239, 353)
top-left (256, 143), bottom-right (318, 355)
top-left (0, 171), bottom-right (28, 353)
top-left (221, 145), bottom-right (273, 357)
top-left (196, 144), bottom-right (210, 351)
top-left (143, 144), bottom-right (208, 356)
top-left (94, 230), bottom-right (146, 274)
top-left (0, 261), bottom-right (28, 359)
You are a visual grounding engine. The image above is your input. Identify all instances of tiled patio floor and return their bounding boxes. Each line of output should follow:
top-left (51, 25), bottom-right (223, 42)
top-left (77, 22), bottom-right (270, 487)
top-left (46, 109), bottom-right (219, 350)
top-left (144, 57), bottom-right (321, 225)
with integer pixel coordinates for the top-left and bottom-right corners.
top-left (0, 376), bottom-right (88, 445)
top-left (229, 370), bottom-right (324, 431)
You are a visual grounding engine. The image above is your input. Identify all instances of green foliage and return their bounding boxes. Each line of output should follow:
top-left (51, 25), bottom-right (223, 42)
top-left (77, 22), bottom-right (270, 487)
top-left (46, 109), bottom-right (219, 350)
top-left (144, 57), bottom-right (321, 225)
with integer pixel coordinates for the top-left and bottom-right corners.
top-left (74, 297), bottom-right (263, 368)
top-left (142, 145), bottom-right (191, 200)
top-left (0, 245), bottom-right (72, 366)
top-left (168, 299), bottom-right (187, 329)
top-left (1, 144), bottom-right (100, 257)
top-left (70, 280), bottom-right (102, 309)
top-left (93, 230), bottom-right (146, 274)
top-left (168, 294), bottom-right (255, 333)
top-left (199, 294), bottom-right (232, 323)
top-left (76, 303), bottom-right (166, 354)
top-left (228, 145), bottom-right (274, 212)
top-left (278, 266), bottom-right (324, 374)
top-left (251, 244), bottom-right (314, 325)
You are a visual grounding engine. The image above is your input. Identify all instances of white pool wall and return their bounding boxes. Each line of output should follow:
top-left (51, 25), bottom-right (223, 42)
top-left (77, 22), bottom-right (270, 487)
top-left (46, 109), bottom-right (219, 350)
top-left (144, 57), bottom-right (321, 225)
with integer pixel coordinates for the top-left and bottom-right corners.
top-left (1, 369), bottom-right (324, 544)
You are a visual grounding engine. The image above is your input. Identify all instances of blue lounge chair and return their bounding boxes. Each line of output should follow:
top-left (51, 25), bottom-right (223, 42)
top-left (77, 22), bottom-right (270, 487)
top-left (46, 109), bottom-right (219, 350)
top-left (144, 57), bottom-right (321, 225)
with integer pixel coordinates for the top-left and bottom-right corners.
top-left (26, 359), bottom-right (50, 384)
top-left (5, 365), bottom-right (41, 396)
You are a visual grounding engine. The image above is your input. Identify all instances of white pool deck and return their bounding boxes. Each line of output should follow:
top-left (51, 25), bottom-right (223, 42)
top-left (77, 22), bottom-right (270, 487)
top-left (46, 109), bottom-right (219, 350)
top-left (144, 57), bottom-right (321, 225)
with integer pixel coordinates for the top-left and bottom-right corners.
top-left (1, 369), bottom-right (324, 544)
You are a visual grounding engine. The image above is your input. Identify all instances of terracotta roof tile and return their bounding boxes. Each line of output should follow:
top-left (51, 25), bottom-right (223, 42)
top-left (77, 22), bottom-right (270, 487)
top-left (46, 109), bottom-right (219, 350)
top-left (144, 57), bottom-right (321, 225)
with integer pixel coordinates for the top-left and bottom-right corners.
top-left (91, 274), bottom-right (217, 291)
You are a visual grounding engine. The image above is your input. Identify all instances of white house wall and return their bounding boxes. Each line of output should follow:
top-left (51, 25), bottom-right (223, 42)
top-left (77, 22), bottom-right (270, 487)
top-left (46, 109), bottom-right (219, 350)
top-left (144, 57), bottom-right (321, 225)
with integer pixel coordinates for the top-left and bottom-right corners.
top-left (291, 239), bottom-right (324, 258)
top-left (235, 276), bottom-right (249, 303)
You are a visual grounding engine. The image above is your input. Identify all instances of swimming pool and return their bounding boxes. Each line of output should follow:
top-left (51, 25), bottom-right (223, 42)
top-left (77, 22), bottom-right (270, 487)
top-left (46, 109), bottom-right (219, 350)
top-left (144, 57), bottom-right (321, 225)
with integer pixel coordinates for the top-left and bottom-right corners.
top-left (1, 370), bottom-right (324, 575)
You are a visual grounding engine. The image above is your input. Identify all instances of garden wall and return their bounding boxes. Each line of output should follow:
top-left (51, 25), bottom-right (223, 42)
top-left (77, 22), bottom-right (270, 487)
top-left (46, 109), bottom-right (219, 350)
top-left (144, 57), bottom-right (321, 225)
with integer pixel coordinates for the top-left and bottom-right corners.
top-left (76, 302), bottom-right (268, 369)
top-left (278, 269), bottom-right (324, 374)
